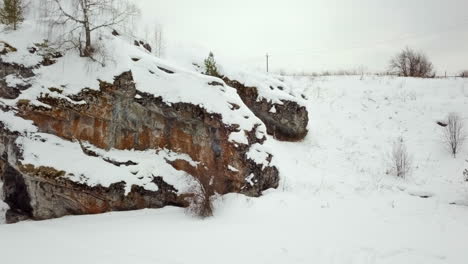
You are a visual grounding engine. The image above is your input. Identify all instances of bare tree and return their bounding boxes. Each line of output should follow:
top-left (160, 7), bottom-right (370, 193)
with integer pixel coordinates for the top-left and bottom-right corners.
top-left (153, 24), bottom-right (164, 57)
top-left (390, 137), bottom-right (411, 178)
top-left (43, 0), bottom-right (138, 57)
top-left (144, 23), bottom-right (164, 57)
top-left (389, 47), bottom-right (434, 78)
top-left (0, 0), bottom-right (25, 30)
top-left (444, 113), bottom-right (465, 158)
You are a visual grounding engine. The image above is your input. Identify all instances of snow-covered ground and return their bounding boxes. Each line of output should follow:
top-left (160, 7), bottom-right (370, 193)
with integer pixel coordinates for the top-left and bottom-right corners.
top-left (1, 76), bottom-right (468, 263)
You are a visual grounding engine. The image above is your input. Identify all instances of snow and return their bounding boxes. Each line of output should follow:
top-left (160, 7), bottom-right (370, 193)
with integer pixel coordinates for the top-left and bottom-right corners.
top-left (2, 75), bottom-right (468, 263)
top-left (228, 165), bottom-right (239, 172)
top-left (228, 130), bottom-right (249, 145)
top-left (0, 108), bottom-right (38, 133)
top-left (221, 66), bottom-right (307, 105)
top-left (246, 143), bottom-right (272, 169)
top-left (2, 7), bottom-right (468, 262)
top-left (5, 74), bottom-right (29, 87)
top-left (245, 173), bottom-right (255, 186)
top-left (16, 133), bottom-right (197, 195)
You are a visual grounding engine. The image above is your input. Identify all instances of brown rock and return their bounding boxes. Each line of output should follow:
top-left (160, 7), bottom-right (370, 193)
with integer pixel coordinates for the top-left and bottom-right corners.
top-left (0, 71), bottom-right (279, 222)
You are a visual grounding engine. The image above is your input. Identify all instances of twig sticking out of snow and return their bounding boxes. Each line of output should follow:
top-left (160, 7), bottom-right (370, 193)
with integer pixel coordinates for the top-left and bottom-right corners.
top-left (390, 137), bottom-right (411, 178)
top-left (443, 113), bottom-right (465, 158)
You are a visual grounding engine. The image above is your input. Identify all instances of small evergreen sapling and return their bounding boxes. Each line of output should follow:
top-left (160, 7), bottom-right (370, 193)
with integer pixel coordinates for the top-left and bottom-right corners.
top-left (0, 0), bottom-right (24, 30)
top-left (204, 52), bottom-right (219, 77)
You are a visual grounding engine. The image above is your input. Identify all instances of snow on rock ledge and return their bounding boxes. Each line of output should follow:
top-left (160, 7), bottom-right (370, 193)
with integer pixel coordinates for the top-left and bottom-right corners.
top-left (222, 75), bottom-right (309, 141)
top-left (0, 26), bottom-right (279, 223)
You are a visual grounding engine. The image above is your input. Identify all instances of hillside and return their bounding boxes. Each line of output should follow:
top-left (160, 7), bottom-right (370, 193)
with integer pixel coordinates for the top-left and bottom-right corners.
top-left (1, 1), bottom-right (468, 263)
top-left (1, 74), bottom-right (468, 263)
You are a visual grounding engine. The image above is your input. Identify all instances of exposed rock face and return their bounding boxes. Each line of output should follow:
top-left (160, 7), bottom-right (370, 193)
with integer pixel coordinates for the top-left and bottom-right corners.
top-left (0, 66), bottom-right (280, 222)
top-left (0, 120), bottom-right (185, 224)
top-left (223, 77), bottom-right (309, 141)
top-left (17, 72), bottom-right (279, 193)
top-left (0, 141), bottom-right (182, 223)
top-left (0, 61), bottom-right (34, 99)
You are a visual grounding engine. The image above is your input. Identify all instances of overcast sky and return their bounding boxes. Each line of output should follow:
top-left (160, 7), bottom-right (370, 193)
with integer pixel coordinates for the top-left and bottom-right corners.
top-left (135, 0), bottom-right (468, 75)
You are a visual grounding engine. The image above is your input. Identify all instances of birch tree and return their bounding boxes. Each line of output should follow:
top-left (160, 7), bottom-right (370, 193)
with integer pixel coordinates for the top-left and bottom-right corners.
top-left (45, 0), bottom-right (138, 57)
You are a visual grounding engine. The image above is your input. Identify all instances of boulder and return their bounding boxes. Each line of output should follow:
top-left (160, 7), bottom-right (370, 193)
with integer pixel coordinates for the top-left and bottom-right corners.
top-left (0, 61), bottom-right (34, 99)
top-left (223, 77), bottom-right (309, 141)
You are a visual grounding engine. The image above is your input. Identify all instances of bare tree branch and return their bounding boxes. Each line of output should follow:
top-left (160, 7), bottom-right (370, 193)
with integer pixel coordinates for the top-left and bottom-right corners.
top-left (44, 0), bottom-right (139, 58)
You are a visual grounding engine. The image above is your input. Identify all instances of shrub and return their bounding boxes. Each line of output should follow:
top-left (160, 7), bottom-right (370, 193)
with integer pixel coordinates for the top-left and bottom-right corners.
top-left (204, 52), bottom-right (219, 77)
top-left (460, 71), bottom-right (468, 78)
top-left (185, 176), bottom-right (214, 218)
top-left (389, 47), bottom-right (434, 78)
top-left (443, 113), bottom-right (465, 158)
top-left (390, 137), bottom-right (411, 178)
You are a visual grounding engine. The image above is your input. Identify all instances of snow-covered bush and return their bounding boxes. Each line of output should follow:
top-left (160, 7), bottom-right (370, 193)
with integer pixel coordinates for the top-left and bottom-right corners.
top-left (185, 177), bottom-right (214, 218)
top-left (390, 137), bottom-right (411, 178)
top-left (204, 52), bottom-right (219, 77)
top-left (443, 113), bottom-right (465, 158)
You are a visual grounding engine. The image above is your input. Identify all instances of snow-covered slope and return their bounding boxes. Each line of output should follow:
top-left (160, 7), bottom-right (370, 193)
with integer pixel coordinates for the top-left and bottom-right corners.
top-left (1, 75), bottom-right (468, 263)
top-left (275, 75), bottom-right (468, 201)
top-left (0, 22), bottom-right (266, 139)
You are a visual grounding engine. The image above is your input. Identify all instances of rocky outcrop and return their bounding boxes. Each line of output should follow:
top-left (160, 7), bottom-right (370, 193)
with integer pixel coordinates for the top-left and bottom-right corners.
top-left (0, 61), bottom-right (34, 99)
top-left (1, 147), bottom-right (183, 223)
top-left (0, 118), bottom-right (186, 223)
top-left (0, 65), bottom-right (280, 222)
top-left (0, 31), bottom-right (311, 222)
top-left (16, 72), bottom-right (279, 193)
top-left (223, 77), bottom-right (309, 141)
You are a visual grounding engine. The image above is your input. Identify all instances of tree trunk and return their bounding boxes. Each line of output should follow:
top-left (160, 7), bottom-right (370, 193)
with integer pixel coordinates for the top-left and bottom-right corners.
top-left (83, 25), bottom-right (92, 56)
top-left (82, 0), bottom-right (92, 57)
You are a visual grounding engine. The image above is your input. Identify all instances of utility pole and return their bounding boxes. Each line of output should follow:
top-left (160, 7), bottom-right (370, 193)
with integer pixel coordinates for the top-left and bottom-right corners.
top-left (266, 53), bottom-right (269, 73)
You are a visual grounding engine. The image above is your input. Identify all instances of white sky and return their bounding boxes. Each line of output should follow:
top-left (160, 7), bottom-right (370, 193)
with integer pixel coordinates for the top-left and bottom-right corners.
top-left (134, 0), bottom-right (468, 75)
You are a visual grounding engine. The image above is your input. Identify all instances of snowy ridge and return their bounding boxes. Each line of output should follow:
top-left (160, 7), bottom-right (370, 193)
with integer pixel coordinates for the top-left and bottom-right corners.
top-left (0, 22), bottom-right (268, 144)
top-left (146, 40), bottom-right (307, 106)
top-left (221, 66), bottom-right (307, 105)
